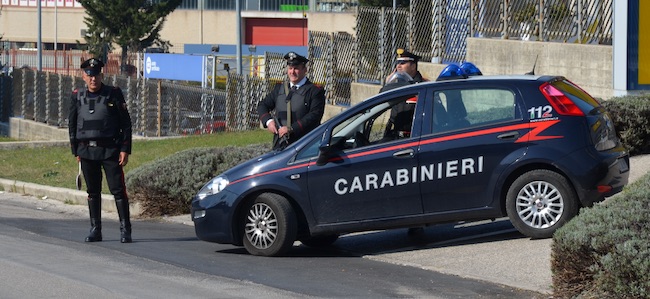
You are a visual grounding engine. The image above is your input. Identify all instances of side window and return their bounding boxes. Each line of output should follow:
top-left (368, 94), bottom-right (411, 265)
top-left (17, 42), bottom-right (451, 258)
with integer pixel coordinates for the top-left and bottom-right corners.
top-left (432, 88), bottom-right (516, 132)
top-left (330, 94), bottom-right (418, 150)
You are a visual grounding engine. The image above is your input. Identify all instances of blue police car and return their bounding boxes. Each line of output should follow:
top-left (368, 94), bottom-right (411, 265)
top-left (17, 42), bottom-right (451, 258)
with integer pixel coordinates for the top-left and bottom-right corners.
top-left (191, 64), bottom-right (630, 256)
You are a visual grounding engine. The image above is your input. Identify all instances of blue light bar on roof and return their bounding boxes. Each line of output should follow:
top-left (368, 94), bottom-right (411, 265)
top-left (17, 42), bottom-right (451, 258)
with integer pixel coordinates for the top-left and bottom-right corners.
top-left (460, 62), bottom-right (483, 76)
top-left (436, 64), bottom-right (467, 81)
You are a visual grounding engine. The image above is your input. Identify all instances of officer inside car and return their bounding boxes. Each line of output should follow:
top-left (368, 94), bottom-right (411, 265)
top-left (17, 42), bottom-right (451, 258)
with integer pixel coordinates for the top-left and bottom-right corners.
top-left (68, 58), bottom-right (133, 243)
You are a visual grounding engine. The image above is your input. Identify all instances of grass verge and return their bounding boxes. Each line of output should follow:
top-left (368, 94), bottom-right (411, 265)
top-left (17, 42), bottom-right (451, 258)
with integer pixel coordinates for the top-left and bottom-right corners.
top-left (0, 129), bottom-right (269, 190)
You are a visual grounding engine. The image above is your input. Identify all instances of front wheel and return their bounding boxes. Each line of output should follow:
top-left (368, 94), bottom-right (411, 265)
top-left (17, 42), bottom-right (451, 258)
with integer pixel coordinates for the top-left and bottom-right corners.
top-left (506, 170), bottom-right (578, 239)
top-left (242, 193), bottom-right (297, 256)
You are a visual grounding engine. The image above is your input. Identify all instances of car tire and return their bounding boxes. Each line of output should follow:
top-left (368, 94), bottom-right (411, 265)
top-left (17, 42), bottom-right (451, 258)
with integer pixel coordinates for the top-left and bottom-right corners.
top-left (506, 169), bottom-right (578, 239)
top-left (242, 193), bottom-right (297, 257)
top-left (300, 234), bottom-right (339, 248)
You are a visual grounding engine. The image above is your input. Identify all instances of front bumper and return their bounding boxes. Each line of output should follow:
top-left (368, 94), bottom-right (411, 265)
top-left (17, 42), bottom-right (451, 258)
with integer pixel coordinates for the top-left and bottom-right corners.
top-left (191, 189), bottom-right (240, 244)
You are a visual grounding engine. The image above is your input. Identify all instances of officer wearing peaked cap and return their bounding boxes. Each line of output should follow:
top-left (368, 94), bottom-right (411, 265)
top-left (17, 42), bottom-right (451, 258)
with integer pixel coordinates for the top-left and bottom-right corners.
top-left (387, 49), bottom-right (429, 236)
top-left (284, 51), bottom-right (309, 66)
top-left (81, 58), bottom-right (104, 76)
top-left (388, 48), bottom-right (428, 84)
top-left (69, 58), bottom-right (134, 243)
top-left (257, 52), bottom-right (325, 150)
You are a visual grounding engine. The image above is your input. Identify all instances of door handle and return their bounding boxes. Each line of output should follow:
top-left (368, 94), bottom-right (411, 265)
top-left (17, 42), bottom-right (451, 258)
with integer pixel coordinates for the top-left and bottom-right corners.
top-left (497, 131), bottom-right (520, 140)
top-left (393, 148), bottom-right (414, 158)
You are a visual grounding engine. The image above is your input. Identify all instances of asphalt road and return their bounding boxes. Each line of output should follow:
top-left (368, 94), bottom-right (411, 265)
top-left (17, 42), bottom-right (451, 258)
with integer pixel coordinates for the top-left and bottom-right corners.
top-left (0, 192), bottom-right (547, 299)
top-left (1, 153), bottom-right (647, 298)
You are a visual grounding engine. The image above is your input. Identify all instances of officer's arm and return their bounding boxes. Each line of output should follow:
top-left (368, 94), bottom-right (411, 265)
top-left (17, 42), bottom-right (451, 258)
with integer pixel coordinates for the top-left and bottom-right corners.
top-left (68, 91), bottom-right (79, 156)
top-left (290, 86), bottom-right (325, 135)
top-left (113, 88), bottom-right (132, 155)
top-left (257, 84), bottom-right (280, 128)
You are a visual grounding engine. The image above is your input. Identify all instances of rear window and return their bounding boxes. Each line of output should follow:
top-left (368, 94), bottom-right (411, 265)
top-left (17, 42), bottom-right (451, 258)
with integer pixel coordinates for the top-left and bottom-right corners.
top-left (551, 80), bottom-right (601, 114)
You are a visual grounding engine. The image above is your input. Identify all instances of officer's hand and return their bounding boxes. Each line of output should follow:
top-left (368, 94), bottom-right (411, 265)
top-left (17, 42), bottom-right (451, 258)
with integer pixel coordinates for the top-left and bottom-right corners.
top-left (267, 121), bottom-right (278, 134)
top-left (119, 152), bottom-right (129, 166)
top-left (278, 126), bottom-right (290, 138)
top-left (386, 70), bottom-right (397, 83)
top-left (76, 156), bottom-right (80, 163)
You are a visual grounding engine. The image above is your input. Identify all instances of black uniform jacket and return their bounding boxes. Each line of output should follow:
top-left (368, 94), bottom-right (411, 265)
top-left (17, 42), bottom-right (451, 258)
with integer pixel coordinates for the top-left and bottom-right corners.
top-left (257, 79), bottom-right (326, 144)
top-left (68, 84), bottom-right (132, 160)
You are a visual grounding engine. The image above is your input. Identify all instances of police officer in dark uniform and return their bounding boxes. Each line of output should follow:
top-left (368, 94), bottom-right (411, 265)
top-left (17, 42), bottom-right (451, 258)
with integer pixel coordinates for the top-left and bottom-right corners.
top-left (383, 49), bottom-right (429, 236)
top-left (381, 49), bottom-right (429, 140)
top-left (69, 58), bottom-right (133, 243)
top-left (257, 52), bottom-right (326, 150)
top-left (385, 48), bottom-right (428, 84)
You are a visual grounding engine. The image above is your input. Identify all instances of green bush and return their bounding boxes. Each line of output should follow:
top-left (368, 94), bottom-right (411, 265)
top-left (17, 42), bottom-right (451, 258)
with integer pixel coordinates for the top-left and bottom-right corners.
top-left (601, 95), bottom-right (650, 155)
top-left (551, 173), bottom-right (650, 298)
top-left (126, 143), bottom-right (270, 217)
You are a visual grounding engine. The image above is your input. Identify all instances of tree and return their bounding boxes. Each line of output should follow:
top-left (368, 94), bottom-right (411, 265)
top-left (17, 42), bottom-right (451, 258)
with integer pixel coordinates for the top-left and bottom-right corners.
top-left (77, 0), bottom-right (182, 74)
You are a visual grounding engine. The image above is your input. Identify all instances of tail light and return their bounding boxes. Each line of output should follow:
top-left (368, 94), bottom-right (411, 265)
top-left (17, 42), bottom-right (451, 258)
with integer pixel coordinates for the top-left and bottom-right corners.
top-left (539, 83), bottom-right (584, 116)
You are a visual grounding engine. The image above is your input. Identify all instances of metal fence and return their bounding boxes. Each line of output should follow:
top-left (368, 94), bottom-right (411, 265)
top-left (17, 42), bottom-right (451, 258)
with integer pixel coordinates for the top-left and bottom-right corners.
top-left (355, 0), bottom-right (613, 84)
top-left (1, 0), bottom-right (614, 137)
top-left (171, 0), bottom-right (358, 12)
top-left (8, 68), bottom-right (248, 137)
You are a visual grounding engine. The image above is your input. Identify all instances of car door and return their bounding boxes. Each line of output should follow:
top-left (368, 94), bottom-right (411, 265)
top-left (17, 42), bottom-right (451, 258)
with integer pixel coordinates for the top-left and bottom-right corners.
top-left (417, 83), bottom-right (528, 213)
top-left (305, 91), bottom-right (424, 224)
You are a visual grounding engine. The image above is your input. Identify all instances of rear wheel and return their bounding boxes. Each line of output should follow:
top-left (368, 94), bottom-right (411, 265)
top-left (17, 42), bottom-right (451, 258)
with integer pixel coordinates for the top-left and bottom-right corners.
top-left (242, 193), bottom-right (297, 256)
top-left (300, 234), bottom-right (339, 248)
top-left (506, 170), bottom-right (578, 239)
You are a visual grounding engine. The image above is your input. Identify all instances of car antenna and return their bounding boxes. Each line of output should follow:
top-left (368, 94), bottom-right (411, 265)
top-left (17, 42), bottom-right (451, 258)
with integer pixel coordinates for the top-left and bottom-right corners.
top-left (525, 54), bottom-right (538, 75)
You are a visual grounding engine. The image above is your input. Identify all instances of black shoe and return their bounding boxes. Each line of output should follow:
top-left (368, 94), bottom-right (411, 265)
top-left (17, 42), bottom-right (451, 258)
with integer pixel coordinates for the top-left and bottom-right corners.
top-left (85, 228), bottom-right (102, 242)
top-left (120, 231), bottom-right (132, 243)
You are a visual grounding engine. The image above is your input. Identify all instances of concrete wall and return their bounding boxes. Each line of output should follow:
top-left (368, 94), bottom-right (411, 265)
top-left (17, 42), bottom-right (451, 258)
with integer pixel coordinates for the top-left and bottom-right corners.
top-left (10, 118), bottom-right (69, 141)
top-left (465, 38), bottom-right (613, 100)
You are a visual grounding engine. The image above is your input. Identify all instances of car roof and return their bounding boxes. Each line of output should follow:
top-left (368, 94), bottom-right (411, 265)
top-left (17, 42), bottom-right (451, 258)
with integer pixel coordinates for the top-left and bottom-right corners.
top-left (377, 74), bottom-right (556, 95)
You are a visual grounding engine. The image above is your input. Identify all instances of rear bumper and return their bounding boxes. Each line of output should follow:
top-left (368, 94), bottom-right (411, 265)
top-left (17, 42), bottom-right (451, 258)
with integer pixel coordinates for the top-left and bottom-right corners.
top-left (562, 148), bottom-right (629, 207)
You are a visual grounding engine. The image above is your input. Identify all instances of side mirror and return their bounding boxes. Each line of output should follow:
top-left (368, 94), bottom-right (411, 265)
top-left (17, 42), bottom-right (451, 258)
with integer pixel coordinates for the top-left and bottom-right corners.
top-left (316, 147), bottom-right (330, 166)
top-left (316, 136), bottom-right (345, 166)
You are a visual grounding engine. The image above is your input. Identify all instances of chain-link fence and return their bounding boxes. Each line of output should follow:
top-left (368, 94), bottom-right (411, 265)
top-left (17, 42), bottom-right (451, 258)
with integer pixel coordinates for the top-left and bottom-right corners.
top-left (1, 0), bottom-right (614, 137)
top-left (310, 31), bottom-right (356, 106)
top-left (9, 68), bottom-right (240, 137)
top-left (355, 0), bottom-right (613, 84)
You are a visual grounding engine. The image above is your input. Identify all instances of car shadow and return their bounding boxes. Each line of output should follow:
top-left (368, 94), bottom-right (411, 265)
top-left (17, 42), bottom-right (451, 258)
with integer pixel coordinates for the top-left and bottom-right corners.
top-left (290, 218), bottom-right (529, 257)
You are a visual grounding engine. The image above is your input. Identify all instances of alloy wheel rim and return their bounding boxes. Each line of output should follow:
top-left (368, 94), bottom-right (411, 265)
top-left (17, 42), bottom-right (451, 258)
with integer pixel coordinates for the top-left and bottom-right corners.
top-left (515, 181), bottom-right (564, 229)
top-left (245, 203), bottom-right (278, 249)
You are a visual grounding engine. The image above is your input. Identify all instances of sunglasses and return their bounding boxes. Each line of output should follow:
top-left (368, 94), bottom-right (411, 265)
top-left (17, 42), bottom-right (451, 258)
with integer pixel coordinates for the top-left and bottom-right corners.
top-left (397, 61), bottom-right (411, 65)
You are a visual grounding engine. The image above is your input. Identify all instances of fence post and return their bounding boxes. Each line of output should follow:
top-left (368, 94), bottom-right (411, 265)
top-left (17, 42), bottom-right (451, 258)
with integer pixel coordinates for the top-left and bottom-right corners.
top-left (157, 79), bottom-right (162, 137)
top-left (431, 0), bottom-right (444, 63)
top-left (57, 73), bottom-right (65, 127)
top-left (45, 73), bottom-right (51, 124)
top-left (21, 70), bottom-right (27, 118)
top-left (326, 32), bottom-right (334, 105)
top-left (502, 0), bottom-right (509, 39)
top-left (379, 7), bottom-right (387, 85)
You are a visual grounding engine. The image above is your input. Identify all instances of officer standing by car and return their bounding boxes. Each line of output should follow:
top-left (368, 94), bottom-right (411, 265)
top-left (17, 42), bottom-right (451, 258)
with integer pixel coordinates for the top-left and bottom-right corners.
top-left (257, 52), bottom-right (326, 150)
top-left (385, 48), bottom-right (428, 85)
top-left (69, 58), bottom-right (133, 243)
top-left (383, 49), bottom-right (429, 236)
top-left (381, 49), bottom-right (430, 141)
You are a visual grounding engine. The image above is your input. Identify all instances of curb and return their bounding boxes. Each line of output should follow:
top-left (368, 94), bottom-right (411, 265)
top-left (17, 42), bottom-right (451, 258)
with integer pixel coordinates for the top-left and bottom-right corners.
top-left (0, 178), bottom-right (141, 215)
